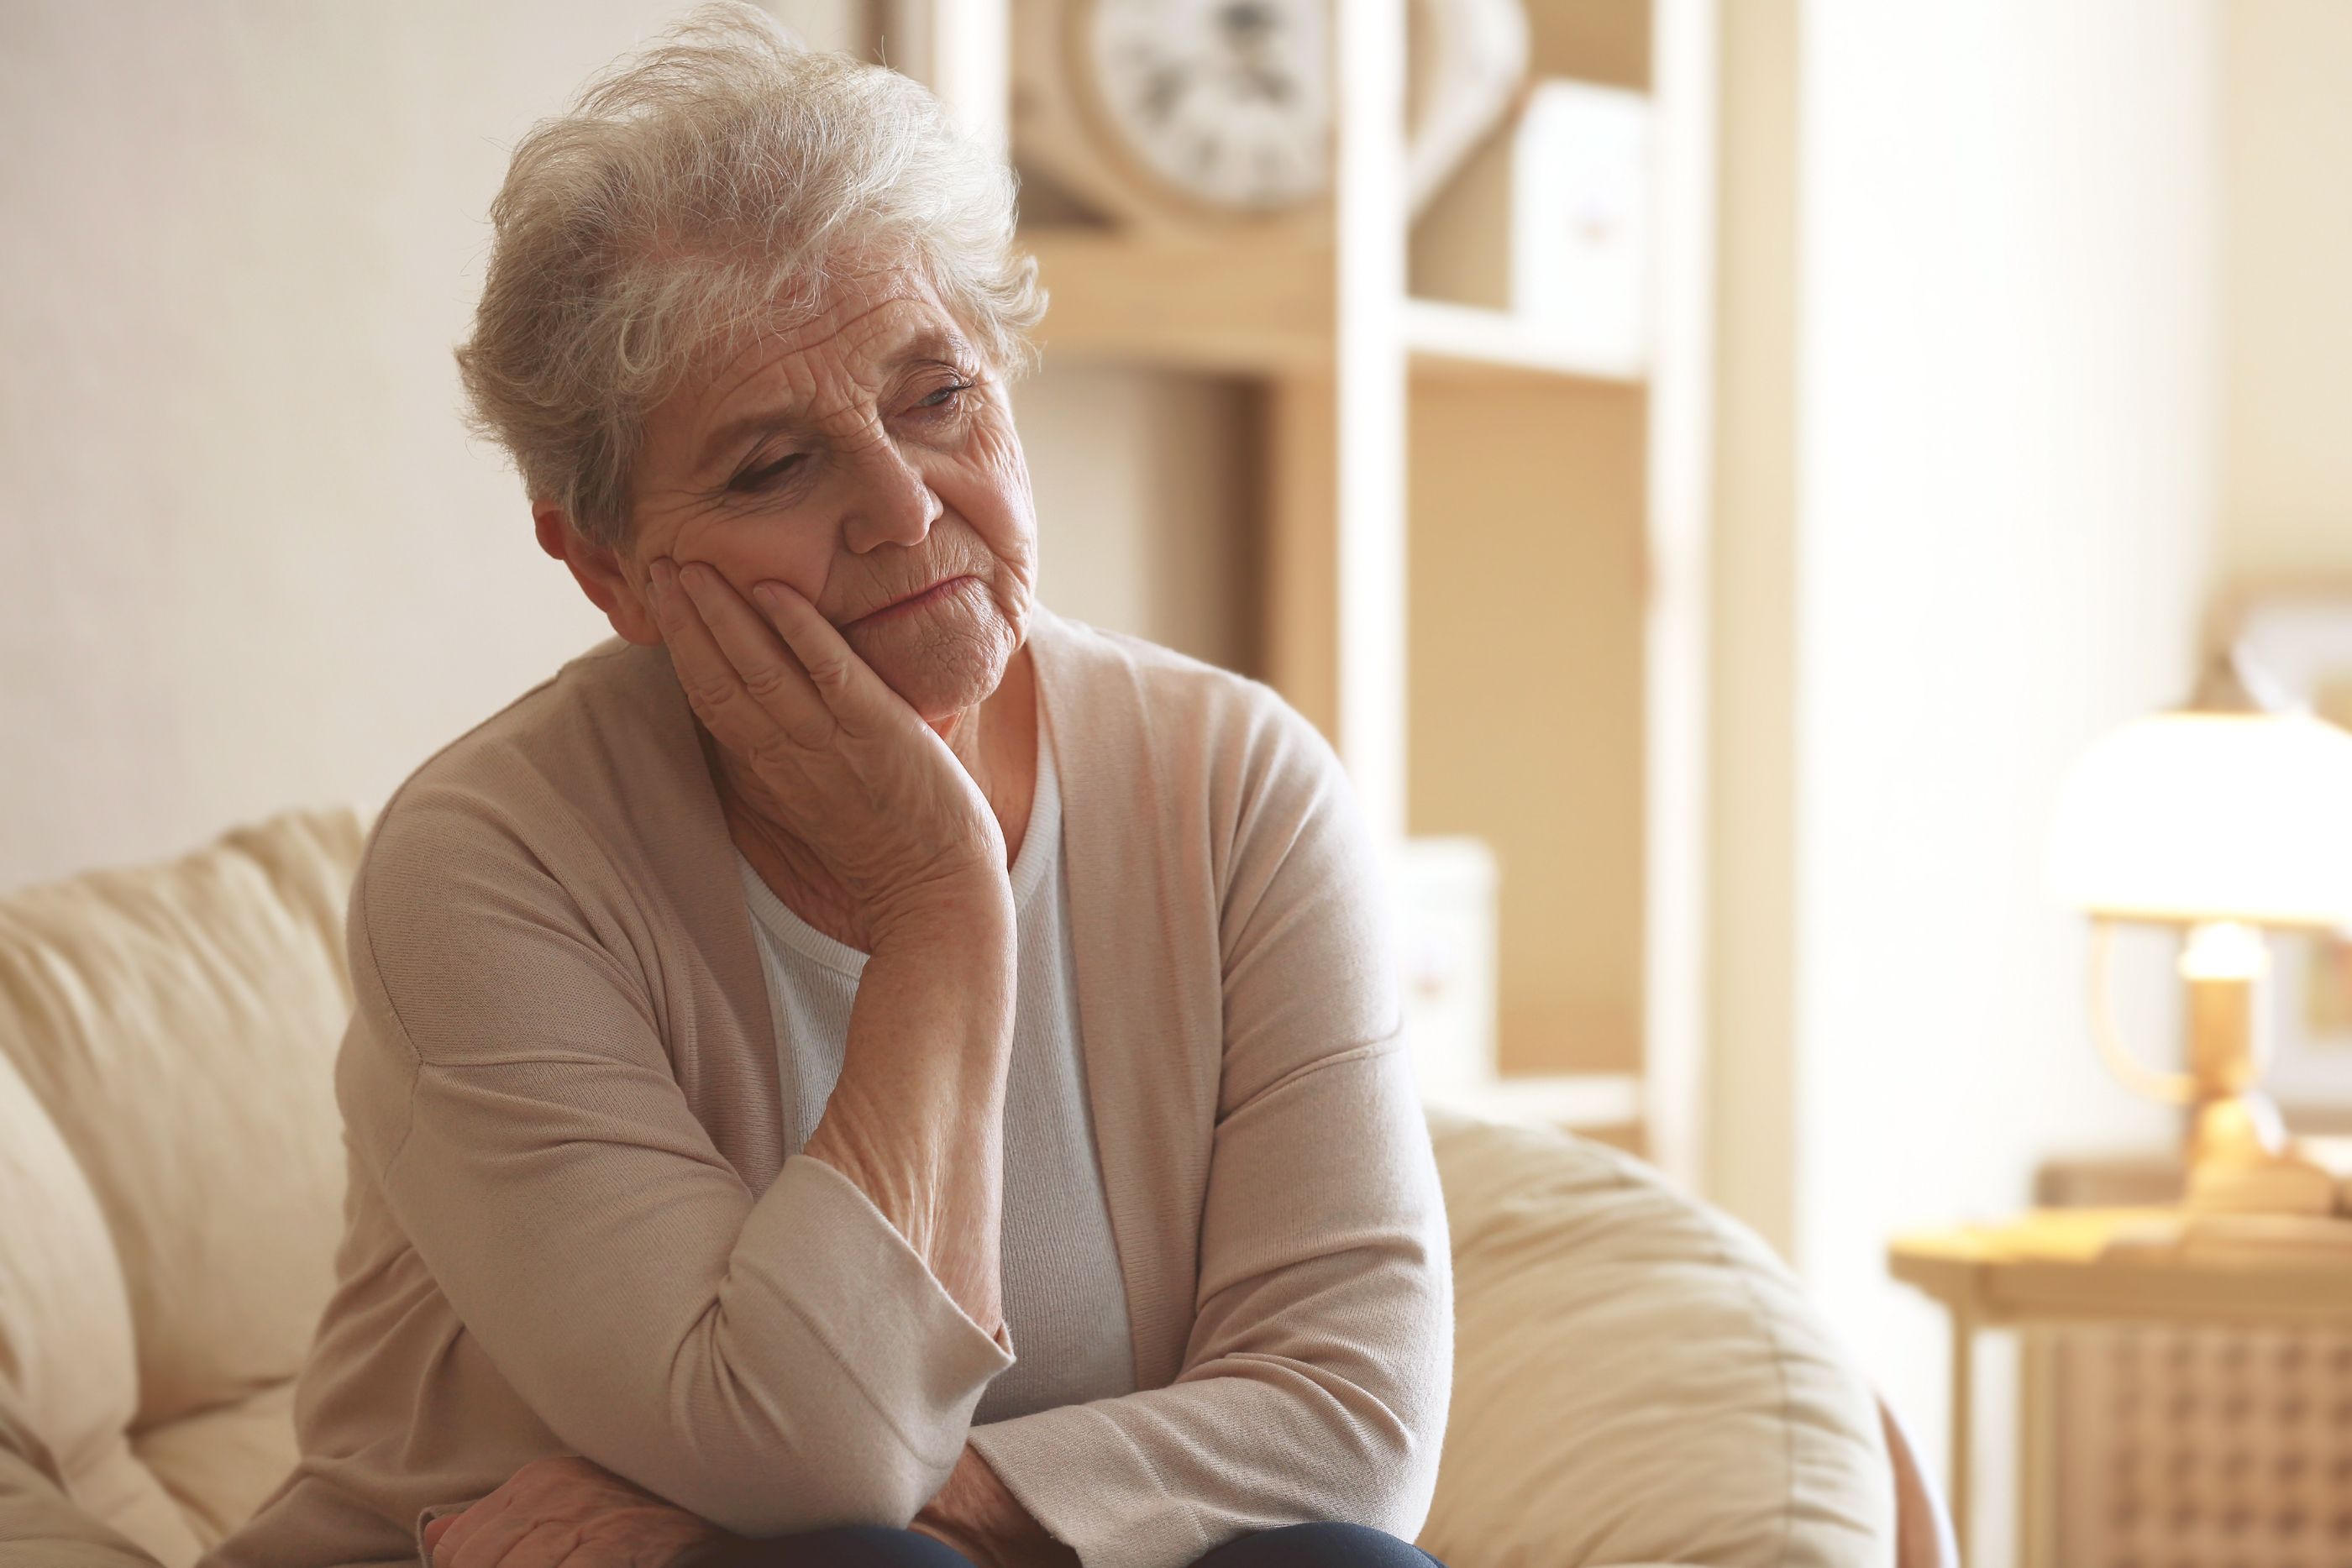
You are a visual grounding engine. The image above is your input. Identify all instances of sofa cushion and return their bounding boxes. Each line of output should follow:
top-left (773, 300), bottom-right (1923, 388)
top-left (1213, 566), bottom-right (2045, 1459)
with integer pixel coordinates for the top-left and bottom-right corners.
top-left (129, 1378), bottom-right (298, 1552)
top-left (1416, 1107), bottom-right (1894, 1567)
top-left (0, 805), bottom-right (368, 1437)
top-left (0, 1045), bottom-right (194, 1565)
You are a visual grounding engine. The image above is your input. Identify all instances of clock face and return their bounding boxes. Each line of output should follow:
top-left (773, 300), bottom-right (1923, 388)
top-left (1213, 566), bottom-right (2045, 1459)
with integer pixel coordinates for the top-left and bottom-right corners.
top-left (1081, 0), bottom-right (1331, 212)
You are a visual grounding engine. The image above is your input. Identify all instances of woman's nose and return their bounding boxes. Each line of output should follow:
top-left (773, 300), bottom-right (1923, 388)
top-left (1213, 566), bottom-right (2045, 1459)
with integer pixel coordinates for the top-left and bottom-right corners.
top-left (840, 436), bottom-right (942, 553)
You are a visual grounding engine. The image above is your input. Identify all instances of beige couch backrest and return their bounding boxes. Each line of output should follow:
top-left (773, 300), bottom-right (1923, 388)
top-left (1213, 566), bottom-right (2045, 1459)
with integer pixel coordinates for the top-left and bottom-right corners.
top-left (0, 806), bottom-right (372, 1563)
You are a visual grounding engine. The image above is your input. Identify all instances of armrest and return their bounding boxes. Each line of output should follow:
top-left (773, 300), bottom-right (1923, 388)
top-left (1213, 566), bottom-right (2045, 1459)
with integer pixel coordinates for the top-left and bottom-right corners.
top-left (0, 1382), bottom-right (165, 1568)
top-left (1878, 1390), bottom-right (1959, 1568)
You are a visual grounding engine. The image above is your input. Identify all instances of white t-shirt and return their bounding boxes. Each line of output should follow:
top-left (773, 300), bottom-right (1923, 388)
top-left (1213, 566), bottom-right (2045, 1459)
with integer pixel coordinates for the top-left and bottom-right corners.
top-left (733, 711), bottom-right (1137, 1424)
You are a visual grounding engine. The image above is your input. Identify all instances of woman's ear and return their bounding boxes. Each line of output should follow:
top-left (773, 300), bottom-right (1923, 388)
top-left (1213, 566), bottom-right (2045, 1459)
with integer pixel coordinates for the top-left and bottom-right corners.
top-left (534, 501), bottom-right (658, 646)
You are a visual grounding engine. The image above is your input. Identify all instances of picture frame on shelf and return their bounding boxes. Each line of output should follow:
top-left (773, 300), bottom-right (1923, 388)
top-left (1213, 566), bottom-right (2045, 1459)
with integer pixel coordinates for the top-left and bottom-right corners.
top-left (2229, 592), bottom-right (2352, 1120)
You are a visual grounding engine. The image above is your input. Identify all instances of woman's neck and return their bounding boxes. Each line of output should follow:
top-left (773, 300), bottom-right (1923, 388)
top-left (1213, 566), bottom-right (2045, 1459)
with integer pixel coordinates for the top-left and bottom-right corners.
top-left (712, 642), bottom-right (1037, 953)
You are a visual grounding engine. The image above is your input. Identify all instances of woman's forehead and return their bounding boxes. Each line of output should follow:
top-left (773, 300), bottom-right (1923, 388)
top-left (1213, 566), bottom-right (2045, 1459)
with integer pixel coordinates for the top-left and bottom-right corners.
top-left (713, 272), bottom-right (965, 384)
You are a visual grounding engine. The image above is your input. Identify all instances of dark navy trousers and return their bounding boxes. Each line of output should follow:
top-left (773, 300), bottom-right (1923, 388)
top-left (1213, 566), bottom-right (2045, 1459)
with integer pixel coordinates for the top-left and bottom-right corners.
top-left (689, 1520), bottom-right (1447, 1566)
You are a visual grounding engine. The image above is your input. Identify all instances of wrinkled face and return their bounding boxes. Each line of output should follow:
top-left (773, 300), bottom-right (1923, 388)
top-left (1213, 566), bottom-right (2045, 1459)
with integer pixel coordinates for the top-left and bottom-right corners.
top-left (608, 261), bottom-right (1037, 724)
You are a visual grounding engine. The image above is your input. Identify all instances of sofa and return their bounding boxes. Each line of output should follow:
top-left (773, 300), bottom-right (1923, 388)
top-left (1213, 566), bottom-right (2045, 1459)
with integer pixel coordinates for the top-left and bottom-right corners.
top-left (0, 804), bottom-right (1953, 1567)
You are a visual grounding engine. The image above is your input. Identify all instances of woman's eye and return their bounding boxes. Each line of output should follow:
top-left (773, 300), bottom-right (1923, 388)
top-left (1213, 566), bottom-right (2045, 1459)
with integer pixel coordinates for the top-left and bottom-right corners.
top-left (732, 453), bottom-right (804, 490)
top-left (918, 380), bottom-right (974, 412)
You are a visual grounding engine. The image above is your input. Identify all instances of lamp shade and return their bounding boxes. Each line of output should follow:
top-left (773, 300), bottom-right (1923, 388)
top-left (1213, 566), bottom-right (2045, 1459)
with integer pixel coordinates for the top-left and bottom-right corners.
top-left (2050, 707), bottom-right (2352, 928)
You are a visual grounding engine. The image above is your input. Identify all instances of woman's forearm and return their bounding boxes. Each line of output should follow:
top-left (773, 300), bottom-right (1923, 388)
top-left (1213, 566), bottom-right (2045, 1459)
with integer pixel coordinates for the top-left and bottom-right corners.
top-left (800, 886), bottom-right (1017, 1338)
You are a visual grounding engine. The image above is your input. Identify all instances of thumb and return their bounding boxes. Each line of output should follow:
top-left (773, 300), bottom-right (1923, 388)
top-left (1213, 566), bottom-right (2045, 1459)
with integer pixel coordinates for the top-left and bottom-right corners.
top-left (423, 1513), bottom-right (457, 1554)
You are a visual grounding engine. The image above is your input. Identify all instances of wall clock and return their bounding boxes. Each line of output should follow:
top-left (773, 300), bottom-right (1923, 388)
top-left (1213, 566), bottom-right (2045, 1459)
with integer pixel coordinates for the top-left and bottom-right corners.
top-left (1011, 0), bottom-right (1527, 233)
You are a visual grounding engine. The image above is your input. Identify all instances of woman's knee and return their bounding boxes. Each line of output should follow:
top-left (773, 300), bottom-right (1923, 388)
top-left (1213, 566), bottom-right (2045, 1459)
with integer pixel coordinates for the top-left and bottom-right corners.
top-left (686, 1523), bottom-right (977, 1568)
top-left (1190, 1520), bottom-right (1441, 1567)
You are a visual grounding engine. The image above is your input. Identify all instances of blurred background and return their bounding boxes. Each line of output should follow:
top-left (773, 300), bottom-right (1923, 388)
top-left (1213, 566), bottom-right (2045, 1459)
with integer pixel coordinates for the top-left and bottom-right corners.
top-left (5, 3), bottom-right (2349, 1564)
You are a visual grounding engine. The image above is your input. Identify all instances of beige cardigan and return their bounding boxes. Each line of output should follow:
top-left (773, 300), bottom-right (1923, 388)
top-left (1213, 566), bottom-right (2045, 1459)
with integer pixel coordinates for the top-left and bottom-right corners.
top-left (202, 606), bottom-right (1452, 1568)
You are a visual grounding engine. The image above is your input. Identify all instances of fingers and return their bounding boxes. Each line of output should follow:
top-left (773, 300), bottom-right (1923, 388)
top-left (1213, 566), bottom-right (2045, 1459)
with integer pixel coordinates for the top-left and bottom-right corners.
top-left (660, 559), bottom-right (900, 742)
top-left (449, 1506), bottom-right (538, 1568)
top-left (748, 578), bottom-right (864, 715)
top-left (432, 1456), bottom-right (649, 1568)
top-left (648, 558), bottom-right (832, 751)
top-left (428, 1492), bottom-right (511, 1568)
top-left (496, 1518), bottom-right (597, 1568)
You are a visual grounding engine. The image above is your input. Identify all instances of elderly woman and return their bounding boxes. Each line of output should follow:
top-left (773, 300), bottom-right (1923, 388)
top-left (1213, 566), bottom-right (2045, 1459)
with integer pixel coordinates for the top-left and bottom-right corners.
top-left (203, 8), bottom-right (1450, 1568)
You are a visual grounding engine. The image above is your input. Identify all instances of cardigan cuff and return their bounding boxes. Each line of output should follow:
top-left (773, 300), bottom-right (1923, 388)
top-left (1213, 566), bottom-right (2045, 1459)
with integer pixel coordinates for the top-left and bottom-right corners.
top-left (751, 1153), bottom-right (1016, 1466)
top-left (966, 1402), bottom-right (1214, 1568)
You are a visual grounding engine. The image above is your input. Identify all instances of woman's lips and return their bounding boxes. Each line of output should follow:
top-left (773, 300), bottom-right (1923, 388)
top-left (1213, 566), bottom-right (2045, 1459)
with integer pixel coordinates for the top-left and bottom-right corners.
top-left (847, 574), bottom-right (974, 627)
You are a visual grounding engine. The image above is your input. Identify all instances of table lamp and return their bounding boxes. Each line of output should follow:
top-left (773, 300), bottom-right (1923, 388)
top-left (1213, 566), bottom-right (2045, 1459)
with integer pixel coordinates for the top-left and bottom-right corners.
top-left (2050, 643), bottom-right (2352, 1214)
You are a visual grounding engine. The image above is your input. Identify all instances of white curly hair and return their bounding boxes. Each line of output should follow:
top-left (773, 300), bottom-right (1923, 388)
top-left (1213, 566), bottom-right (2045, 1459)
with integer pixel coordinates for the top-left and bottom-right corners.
top-left (452, 1), bottom-right (1046, 551)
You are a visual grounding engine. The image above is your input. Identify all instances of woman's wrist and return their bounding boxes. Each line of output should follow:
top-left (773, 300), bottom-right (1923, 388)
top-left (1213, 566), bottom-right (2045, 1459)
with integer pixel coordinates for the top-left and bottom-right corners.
top-left (867, 867), bottom-right (1016, 952)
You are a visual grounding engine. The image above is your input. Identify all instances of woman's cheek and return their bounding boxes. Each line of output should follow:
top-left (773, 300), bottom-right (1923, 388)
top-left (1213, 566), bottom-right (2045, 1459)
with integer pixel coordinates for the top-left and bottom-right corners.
top-left (938, 465), bottom-right (1032, 577)
top-left (975, 439), bottom-right (1039, 563)
top-left (722, 538), bottom-right (830, 608)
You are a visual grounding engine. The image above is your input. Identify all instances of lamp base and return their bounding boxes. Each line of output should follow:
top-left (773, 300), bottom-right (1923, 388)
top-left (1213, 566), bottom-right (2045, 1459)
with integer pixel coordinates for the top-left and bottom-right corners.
top-left (2186, 1147), bottom-right (2339, 1215)
top-left (2187, 1077), bottom-right (2288, 1169)
top-left (2086, 922), bottom-right (2349, 1217)
top-left (2176, 935), bottom-right (2328, 1214)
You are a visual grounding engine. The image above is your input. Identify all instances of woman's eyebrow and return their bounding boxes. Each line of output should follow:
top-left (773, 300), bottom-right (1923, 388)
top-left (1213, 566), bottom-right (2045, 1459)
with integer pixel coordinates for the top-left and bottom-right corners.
top-left (895, 325), bottom-right (976, 367)
top-left (693, 327), bottom-right (979, 475)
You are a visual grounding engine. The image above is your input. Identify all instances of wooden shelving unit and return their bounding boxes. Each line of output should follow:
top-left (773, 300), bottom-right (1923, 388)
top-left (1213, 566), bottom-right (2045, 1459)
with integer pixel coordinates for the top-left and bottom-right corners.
top-left (892, 0), bottom-right (1717, 1184)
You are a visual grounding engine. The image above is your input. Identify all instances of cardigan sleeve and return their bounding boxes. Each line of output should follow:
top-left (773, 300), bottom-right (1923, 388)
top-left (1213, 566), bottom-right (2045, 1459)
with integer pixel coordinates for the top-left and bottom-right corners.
top-left (344, 787), bottom-right (1014, 1542)
top-left (963, 695), bottom-right (1455, 1568)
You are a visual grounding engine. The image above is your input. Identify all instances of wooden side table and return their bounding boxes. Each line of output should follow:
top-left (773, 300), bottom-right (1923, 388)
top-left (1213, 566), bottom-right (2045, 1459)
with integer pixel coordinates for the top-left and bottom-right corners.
top-left (1889, 1209), bottom-right (2352, 1566)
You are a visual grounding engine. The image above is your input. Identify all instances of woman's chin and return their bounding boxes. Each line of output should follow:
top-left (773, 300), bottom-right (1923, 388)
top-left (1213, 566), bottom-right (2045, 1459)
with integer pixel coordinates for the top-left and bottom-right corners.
top-left (854, 628), bottom-right (1007, 722)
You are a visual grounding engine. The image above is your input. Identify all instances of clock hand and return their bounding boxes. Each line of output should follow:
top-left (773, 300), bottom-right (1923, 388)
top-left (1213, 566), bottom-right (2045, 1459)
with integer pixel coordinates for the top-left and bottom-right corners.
top-left (1218, 2), bottom-right (1276, 45)
top-left (1142, 63), bottom-right (1190, 125)
top-left (1243, 64), bottom-right (1293, 105)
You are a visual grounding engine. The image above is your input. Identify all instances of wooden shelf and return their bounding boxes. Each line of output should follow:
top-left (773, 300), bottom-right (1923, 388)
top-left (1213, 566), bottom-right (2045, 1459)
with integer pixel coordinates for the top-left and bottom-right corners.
top-left (1019, 226), bottom-right (1331, 375)
top-left (1404, 298), bottom-right (1645, 384)
top-left (1019, 228), bottom-right (1648, 387)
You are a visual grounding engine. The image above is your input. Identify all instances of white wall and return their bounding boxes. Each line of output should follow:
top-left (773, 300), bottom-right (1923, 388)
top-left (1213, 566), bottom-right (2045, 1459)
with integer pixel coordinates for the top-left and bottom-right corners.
top-left (1713, 3), bottom-right (2223, 1560)
top-left (2218, 0), bottom-right (2352, 591)
top-left (1790, 3), bottom-right (2215, 1559)
top-left (1, 0), bottom-right (638, 890)
top-left (0, 0), bottom-right (1248, 895)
